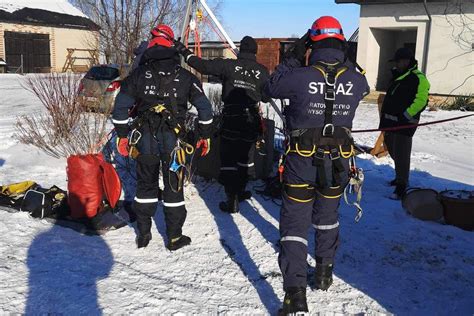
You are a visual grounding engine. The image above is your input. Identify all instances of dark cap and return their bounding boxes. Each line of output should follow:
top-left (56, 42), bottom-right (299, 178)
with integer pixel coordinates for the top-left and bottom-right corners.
top-left (240, 36), bottom-right (258, 54)
top-left (389, 47), bottom-right (414, 62)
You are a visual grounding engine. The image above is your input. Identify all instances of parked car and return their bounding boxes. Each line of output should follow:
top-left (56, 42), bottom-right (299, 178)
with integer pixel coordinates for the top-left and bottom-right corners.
top-left (78, 64), bottom-right (129, 113)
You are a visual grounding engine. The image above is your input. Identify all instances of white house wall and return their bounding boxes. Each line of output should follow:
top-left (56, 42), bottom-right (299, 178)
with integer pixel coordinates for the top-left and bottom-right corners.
top-left (357, 2), bottom-right (473, 95)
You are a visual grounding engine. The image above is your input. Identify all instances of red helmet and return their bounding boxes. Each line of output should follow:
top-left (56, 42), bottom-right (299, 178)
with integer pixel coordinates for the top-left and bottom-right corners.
top-left (309, 16), bottom-right (345, 42)
top-left (148, 24), bottom-right (174, 48)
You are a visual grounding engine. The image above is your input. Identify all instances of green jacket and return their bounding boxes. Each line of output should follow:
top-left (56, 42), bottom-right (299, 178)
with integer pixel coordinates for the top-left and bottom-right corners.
top-left (380, 62), bottom-right (430, 136)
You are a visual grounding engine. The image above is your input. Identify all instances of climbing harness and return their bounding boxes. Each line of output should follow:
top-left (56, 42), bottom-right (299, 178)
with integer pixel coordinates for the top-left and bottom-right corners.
top-left (274, 61), bottom-right (368, 221)
top-left (169, 139), bottom-right (195, 193)
top-left (344, 156), bottom-right (364, 222)
top-left (128, 129), bottom-right (142, 159)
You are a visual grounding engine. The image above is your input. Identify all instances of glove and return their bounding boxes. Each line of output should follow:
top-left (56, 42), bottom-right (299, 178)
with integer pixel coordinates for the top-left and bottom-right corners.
top-left (196, 138), bottom-right (211, 157)
top-left (286, 31), bottom-right (311, 61)
top-left (197, 122), bottom-right (213, 140)
top-left (117, 137), bottom-right (129, 157)
top-left (174, 40), bottom-right (194, 61)
top-left (399, 111), bottom-right (418, 124)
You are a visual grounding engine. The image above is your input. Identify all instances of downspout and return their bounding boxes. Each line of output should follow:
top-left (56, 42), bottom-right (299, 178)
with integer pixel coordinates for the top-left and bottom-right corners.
top-left (422, 0), bottom-right (432, 74)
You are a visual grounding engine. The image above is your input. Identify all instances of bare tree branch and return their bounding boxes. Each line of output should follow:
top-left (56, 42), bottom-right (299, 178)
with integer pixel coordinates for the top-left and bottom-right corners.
top-left (69, 0), bottom-right (223, 64)
top-left (15, 74), bottom-right (111, 158)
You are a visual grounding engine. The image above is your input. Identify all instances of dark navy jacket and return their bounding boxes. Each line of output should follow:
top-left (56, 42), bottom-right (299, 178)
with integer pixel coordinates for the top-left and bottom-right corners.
top-left (264, 48), bottom-right (369, 131)
top-left (112, 46), bottom-right (213, 140)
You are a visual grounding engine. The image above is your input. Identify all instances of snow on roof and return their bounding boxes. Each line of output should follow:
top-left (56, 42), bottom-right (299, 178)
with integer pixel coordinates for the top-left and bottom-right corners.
top-left (0, 0), bottom-right (86, 18)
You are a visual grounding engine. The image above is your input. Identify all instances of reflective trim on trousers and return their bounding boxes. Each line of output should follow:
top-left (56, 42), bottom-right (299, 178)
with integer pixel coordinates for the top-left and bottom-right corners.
top-left (112, 118), bottom-right (130, 124)
top-left (198, 118), bottom-right (213, 125)
top-left (220, 167), bottom-right (238, 171)
top-left (280, 236), bottom-right (308, 246)
top-left (134, 197), bottom-right (159, 203)
top-left (237, 162), bottom-right (255, 168)
top-left (163, 201), bottom-right (186, 208)
top-left (313, 222), bottom-right (340, 230)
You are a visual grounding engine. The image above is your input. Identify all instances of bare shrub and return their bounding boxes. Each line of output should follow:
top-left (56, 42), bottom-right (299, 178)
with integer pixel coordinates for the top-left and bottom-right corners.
top-left (440, 94), bottom-right (474, 111)
top-left (15, 73), bottom-right (112, 158)
top-left (207, 86), bottom-right (223, 115)
top-left (70, 0), bottom-right (223, 65)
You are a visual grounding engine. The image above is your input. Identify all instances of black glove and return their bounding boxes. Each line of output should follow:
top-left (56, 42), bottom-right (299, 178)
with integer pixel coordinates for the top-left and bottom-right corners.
top-left (398, 111), bottom-right (418, 124)
top-left (286, 31), bottom-right (311, 61)
top-left (197, 122), bottom-right (213, 139)
top-left (174, 40), bottom-right (193, 61)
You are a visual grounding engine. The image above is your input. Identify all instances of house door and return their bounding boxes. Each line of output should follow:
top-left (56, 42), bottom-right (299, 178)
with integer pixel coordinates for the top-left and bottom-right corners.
top-left (4, 31), bottom-right (51, 73)
top-left (404, 43), bottom-right (416, 55)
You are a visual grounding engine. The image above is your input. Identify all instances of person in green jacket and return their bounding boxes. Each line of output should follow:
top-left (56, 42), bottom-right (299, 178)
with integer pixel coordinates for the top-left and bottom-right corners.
top-left (379, 47), bottom-right (430, 200)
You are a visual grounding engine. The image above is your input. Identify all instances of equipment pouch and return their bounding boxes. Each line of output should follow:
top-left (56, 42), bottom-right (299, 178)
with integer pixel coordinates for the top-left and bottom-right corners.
top-left (21, 190), bottom-right (52, 219)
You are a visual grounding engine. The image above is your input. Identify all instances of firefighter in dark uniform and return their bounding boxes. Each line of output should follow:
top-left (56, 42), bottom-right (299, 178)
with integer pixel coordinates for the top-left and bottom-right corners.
top-left (265, 17), bottom-right (370, 314)
top-left (112, 25), bottom-right (213, 250)
top-left (175, 36), bottom-right (270, 213)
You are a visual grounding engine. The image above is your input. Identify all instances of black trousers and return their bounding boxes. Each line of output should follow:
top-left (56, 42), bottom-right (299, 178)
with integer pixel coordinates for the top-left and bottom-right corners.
top-left (385, 132), bottom-right (413, 187)
top-left (218, 137), bottom-right (256, 195)
top-left (218, 110), bottom-right (260, 195)
top-left (133, 127), bottom-right (186, 240)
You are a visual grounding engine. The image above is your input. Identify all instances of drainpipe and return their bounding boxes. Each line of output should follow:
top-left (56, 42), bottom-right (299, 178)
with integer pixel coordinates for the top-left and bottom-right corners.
top-left (422, 0), bottom-right (432, 74)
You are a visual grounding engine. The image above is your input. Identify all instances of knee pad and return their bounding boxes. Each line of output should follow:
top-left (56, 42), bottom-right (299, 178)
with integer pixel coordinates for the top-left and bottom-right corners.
top-left (284, 184), bottom-right (315, 203)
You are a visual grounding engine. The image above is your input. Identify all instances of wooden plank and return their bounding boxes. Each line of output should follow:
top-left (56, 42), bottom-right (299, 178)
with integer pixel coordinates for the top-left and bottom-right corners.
top-left (371, 93), bottom-right (389, 157)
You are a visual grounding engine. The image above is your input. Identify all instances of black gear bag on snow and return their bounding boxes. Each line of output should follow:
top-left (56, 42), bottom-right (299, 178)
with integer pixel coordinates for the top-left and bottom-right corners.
top-left (20, 186), bottom-right (68, 219)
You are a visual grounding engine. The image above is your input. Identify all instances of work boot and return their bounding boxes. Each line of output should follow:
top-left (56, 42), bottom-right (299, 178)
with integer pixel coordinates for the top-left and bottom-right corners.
top-left (238, 190), bottom-right (252, 201)
top-left (315, 263), bottom-right (333, 291)
top-left (136, 233), bottom-right (152, 249)
top-left (390, 184), bottom-right (407, 200)
top-left (219, 193), bottom-right (239, 214)
top-left (279, 287), bottom-right (309, 316)
top-left (166, 235), bottom-right (191, 251)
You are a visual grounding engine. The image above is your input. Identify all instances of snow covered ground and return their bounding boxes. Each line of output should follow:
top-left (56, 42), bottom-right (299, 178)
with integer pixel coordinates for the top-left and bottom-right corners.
top-left (0, 74), bottom-right (473, 315)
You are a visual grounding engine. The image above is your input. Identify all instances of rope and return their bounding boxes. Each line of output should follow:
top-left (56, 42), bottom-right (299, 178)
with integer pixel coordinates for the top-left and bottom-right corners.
top-left (352, 113), bottom-right (474, 133)
top-left (202, 16), bottom-right (237, 57)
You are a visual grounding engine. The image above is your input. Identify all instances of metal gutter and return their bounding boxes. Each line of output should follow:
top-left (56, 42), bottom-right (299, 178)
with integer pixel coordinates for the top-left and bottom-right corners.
top-left (422, 0), bottom-right (432, 74)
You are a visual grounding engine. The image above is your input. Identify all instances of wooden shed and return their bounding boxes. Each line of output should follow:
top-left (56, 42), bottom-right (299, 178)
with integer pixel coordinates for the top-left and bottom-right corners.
top-left (0, 0), bottom-right (99, 73)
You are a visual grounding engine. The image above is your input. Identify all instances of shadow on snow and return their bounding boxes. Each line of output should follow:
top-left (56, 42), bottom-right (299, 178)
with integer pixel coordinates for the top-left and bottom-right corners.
top-left (26, 224), bottom-right (113, 315)
top-left (194, 156), bottom-right (474, 314)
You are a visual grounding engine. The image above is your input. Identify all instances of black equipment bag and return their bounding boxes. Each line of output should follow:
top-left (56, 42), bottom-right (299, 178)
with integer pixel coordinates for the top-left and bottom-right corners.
top-left (20, 186), bottom-right (68, 219)
top-left (21, 190), bottom-right (52, 218)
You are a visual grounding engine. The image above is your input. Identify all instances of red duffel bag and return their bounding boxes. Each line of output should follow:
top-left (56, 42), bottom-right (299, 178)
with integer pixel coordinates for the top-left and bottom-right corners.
top-left (67, 153), bottom-right (121, 219)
